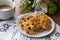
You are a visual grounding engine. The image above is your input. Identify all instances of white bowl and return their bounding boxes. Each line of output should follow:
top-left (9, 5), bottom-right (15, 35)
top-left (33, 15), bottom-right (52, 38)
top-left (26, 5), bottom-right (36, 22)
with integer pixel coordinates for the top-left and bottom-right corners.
top-left (0, 0), bottom-right (15, 20)
top-left (17, 11), bottom-right (55, 37)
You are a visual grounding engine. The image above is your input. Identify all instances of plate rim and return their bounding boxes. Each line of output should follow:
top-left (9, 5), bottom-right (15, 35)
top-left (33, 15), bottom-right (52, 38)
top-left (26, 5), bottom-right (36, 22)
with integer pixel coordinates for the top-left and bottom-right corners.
top-left (16, 12), bottom-right (55, 37)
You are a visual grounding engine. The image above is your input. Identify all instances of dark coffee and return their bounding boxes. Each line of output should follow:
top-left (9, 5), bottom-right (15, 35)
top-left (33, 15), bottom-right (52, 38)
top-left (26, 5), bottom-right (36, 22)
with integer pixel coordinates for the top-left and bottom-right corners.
top-left (0, 5), bottom-right (12, 11)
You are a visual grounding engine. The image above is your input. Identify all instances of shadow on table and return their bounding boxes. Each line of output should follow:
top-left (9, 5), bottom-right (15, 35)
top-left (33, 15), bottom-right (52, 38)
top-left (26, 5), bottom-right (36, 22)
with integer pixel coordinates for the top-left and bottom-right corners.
top-left (46, 11), bottom-right (60, 26)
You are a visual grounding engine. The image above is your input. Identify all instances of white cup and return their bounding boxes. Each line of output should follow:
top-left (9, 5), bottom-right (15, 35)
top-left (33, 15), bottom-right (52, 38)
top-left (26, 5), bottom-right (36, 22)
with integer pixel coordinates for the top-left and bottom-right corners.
top-left (0, 0), bottom-right (15, 20)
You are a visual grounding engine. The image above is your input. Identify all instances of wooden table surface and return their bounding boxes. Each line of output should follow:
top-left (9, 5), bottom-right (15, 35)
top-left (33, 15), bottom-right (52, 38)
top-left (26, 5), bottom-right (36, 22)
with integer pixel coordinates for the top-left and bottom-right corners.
top-left (14, 0), bottom-right (60, 26)
top-left (47, 11), bottom-right (60, 25)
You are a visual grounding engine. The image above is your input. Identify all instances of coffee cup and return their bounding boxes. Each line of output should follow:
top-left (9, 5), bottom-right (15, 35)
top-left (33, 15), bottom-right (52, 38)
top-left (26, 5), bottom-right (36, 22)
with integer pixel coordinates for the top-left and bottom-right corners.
top-left (0, 0), bottom-right (15, 20)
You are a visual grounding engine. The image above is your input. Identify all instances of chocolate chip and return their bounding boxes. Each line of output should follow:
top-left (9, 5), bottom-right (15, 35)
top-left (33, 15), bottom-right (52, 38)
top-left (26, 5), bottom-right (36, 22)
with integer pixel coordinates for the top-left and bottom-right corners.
top-left (21, 24), bottom-right (24, 27)
top-left (32, 23), bottom-right (34, 25)
top-left (28, 27), bottom-right (31, 30)
top-left (33, 30), bottom-right (37, 32)
top-left (34, 25), bottom-right (36, 27)
top-left (22, 18), bottom-right (25, 20)
top-left (26, 30), bottom-right (29, 33)
top-left (24, 19), bottom-right (26, 21)
top-left (42, 21), bottom-right (44, 23)
top-left (20, 22), bottom-right (22, 23)
top-left (33, 19), bottom-right (35, 21)
top-left (22, 18), bottom-right (26, 21)
top-left (39, 28), bottom-right (41, 29)
top-left (27, 18), bottom-right (29, 20)
top-left (31, 20), bottom-right (33, 22)
top-left (37, 23), bottom-right (40, 24)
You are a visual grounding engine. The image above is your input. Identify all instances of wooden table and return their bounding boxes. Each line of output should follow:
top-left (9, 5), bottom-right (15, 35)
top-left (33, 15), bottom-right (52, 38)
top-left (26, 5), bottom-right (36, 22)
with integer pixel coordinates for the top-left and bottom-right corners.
top-left (14, 0), bottom-right (60, 26)
top-left (47, 11), bottom-right (60, 25)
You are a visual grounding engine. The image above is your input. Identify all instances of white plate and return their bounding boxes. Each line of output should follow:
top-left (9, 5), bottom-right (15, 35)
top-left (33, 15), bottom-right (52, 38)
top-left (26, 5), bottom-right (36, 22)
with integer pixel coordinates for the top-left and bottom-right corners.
top-left (17, 11), bottom-right (55, 37)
